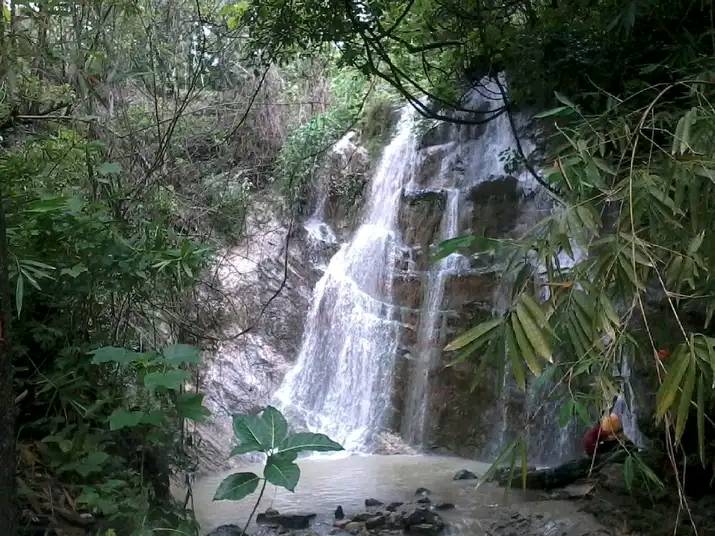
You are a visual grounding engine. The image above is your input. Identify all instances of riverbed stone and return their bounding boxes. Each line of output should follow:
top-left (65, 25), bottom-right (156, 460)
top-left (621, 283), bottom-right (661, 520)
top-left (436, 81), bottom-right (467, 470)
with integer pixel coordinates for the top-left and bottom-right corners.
top-left (408, 523), bottom-right (443, 535)
top-left (386, 512), bottom-right (404, 529)
top-left (255, 511), bottom-right (316, 529)
top-left (433, 502), bottom-right (455, 511)
top-left (453, 469), bottom-right (478, 480)
top-left (414, 487), bottom-right (431, 496)
top-left (403, 507), bottom-right (442, 528)
top-left (206, 525), bottom-right (242, 536)
top-left (365, 515), bottom-right (386, 529)
top-left (365, 498), bottom-right (383, 507)
top-left (386, 502), bottom-right (404, 512)
top-left (344, 521), bottom-right (365, 534)
top-left (334, 519), bottom-right (351, 529)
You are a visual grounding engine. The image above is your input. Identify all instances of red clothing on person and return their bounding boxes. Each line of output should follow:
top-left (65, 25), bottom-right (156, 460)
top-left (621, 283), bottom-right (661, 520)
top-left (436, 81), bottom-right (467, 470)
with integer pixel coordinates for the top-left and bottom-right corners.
top-left (582, 424), bottom-right (611, 456)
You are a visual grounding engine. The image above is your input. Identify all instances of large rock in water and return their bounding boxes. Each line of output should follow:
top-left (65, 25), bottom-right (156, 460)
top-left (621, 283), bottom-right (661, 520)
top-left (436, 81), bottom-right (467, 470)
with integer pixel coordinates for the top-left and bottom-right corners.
top-left (453, 469), bottom-right (478, 481)
top-left (256, 509), bottom-right (316, 529)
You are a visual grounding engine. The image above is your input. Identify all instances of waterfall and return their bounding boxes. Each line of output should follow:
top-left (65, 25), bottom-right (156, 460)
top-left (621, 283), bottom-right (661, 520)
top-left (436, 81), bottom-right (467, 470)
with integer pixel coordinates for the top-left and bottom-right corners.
top-left (275, 108), bottom-right (417, 450)
top-left (401, 189), bottom-right (464, 445)
top-left (275, 79), bottom-right (576, 461)
top-left (400, 82), bottom-right (531, 448)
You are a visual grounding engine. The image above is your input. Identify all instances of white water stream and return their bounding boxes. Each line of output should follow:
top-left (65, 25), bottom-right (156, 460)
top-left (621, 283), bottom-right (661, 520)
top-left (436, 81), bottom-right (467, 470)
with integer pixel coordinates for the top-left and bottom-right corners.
top-left (275, 109), bottom-right (418, 450)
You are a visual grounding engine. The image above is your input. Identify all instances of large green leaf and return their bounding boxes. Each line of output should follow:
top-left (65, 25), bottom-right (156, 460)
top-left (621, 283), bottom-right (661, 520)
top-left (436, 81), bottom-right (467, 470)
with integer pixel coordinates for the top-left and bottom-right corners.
top-left (230, 443), bottom-right (261, 457)
top-left (519, 294), bottom-right (550, 329)
top-left (511, 314), bottom-right (542, 376)
top-left (232, 414), bottom-right (272, 453)
top-left (213, 472), bottom-right (260, 501)
top-left (261, 406), bottom-right (288, 449)
top-left (177, 393), bottom-right (210, 422)
top-left (444, 318), bottom-right (502, 352)
top-left (91, 346), bottom-right (143, 365)
top-left (276, 432), bottom-right (343, 455)
top-left (505, 324), bottom-right (526, 391)
top-left (655, 347), bottom-right (690, 418)
top-left (143, 370), bottom-right (189, 391)
top-left (264, 453), bottom-right (300, 491)
top-left (163, 343), bottom-right (201, 365)
top-left (109, 409), bottom-right (145, 431)
top-left (515, 302), bottom-right (552, 362)
top-left (675, 357), bottom-right (696, 443)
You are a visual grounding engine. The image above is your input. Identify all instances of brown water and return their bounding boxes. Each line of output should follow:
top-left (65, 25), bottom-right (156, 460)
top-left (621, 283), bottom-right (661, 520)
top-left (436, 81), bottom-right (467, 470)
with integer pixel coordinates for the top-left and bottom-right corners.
top-left (189, 453), bottom-right (604, 535)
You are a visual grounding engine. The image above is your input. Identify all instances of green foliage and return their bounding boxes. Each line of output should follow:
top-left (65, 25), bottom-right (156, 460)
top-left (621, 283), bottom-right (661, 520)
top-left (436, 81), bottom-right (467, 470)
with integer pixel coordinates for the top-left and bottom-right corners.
top-left (430, 0), bottom-right (715, 493)
top-left (2, 126), bottom-right (210, 533)
top-left (276, 70), bottom-right (367, 209)
top-left (215, 406), bottom-right (342, 501)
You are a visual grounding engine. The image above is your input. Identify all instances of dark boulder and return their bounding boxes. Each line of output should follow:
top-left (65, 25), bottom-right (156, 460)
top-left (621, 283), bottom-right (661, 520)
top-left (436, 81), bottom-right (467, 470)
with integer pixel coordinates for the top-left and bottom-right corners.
top-left (365, 498), bottom-right (384, 507)
top-left (453, 469), bottom-right (478, 481)
top-left (344, 521), bottom-right (365, 534)
top-left (206, 525), bottom-right (242, 536)
top-left (366, 515), bottom-right (387, 529)
top-left (433, 502), bottom-right (455, 511)
top-left (415, 487), bottom-right (431, 496)
top-left (386, 501), bottom-right (404, 512)
top-left (404, 507), bottom-right (442, 527)
top-left (335, 505), bottom-right (345, 520)
top-left (255, 510), bottom-right (316, 530)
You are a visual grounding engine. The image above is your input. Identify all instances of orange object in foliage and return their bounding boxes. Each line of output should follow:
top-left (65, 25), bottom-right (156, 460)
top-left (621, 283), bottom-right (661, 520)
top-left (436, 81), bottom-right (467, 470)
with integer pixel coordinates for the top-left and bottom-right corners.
top-left (600, 413), bottom-right (622, 435)
top-left (657, 348), bottom-right (671, 360)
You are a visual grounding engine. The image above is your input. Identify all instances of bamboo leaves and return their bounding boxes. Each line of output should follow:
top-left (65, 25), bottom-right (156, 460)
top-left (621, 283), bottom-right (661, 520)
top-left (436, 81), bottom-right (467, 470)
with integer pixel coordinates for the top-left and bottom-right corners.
top-left (445, 294), bottom-right (554, 389)
top-left (655, 339), bottom-right (714, 455)
top-left (444, 319), bottom-right (502, 352)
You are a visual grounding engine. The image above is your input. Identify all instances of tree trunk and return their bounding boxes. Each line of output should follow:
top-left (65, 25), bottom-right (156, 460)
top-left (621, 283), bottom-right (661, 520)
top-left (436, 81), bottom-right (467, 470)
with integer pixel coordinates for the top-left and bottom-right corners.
top-left (0, 182), bottom-right (17, 535)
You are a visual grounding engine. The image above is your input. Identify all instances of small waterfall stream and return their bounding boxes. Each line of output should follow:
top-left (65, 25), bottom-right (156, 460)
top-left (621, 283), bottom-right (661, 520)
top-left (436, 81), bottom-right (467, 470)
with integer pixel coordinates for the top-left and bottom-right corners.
top-left (275, 108), bottom-right (418, 450)
top-left (401, 189), bottom-right (464, 445)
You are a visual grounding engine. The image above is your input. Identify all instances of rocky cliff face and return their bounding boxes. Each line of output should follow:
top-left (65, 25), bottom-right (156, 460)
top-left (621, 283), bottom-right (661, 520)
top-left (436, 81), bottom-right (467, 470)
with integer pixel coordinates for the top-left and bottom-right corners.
top-left (197, 134), bottom-right (370, 469)
top-left (383, 116), bottom-right (584, 465)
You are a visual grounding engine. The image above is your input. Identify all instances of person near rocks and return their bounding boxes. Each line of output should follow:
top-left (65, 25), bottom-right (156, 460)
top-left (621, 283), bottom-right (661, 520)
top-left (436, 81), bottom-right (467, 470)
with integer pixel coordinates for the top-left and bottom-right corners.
top-left (582, 412), bottom-right (623, 457)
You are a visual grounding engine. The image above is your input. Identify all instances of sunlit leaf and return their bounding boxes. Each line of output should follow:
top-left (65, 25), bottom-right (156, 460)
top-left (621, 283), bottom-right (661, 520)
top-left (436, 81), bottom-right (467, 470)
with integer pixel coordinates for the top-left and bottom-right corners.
top-left (655, 347), bottom-right (690, 418)
top-left (515, 302), bottom-right (552, 362)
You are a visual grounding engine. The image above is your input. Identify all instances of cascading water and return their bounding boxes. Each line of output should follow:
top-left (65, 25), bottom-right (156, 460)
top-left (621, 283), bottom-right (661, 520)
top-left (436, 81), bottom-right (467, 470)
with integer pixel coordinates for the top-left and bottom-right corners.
top-left (274, 78), bottom-right (604, 464)
top-left (401, 82), bottom-right (537, 448)
top-left (275, 108), bottom-right (418, 450)
top-left (401, 189), bottom-right (465, 445)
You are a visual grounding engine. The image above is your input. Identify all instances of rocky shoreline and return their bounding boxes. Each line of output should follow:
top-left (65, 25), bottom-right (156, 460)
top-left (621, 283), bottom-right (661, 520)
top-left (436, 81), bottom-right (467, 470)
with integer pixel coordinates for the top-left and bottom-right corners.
top-left (204, 457), bottom-right (715, 536)
top-left (205, 467), bottom-right (612, 536)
